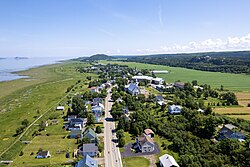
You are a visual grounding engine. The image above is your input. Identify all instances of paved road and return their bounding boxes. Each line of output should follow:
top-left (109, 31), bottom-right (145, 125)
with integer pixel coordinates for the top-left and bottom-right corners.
top-left (104, 88), bottom-right (123, 167)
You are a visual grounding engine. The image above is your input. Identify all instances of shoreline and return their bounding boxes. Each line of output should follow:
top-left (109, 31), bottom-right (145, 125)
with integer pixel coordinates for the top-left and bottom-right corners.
top-left (0, 58), bottom-right (71, 83)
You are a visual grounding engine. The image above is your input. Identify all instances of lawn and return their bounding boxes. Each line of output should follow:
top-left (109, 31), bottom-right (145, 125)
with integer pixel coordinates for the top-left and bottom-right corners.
top-left (101, 61), bottom-right (250, 92)
top-left (11, 135), bottom-right (77, 167)
top-left (122, 157), bottom-right (150, 167)
top-left (120, 132), bottom-right (134, 153)
top-left (0, 61), bottom-right (96, 161)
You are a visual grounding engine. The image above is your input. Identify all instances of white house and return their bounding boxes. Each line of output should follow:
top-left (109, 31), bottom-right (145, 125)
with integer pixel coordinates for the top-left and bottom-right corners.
top-left (92, 104), bottom-right (103, 122)
top-left (134, 133), bottom-right (155, 153)
top-left (159, 154), bottom-right (179, 167)
top-left (168, 105), bottom-right (182, 114)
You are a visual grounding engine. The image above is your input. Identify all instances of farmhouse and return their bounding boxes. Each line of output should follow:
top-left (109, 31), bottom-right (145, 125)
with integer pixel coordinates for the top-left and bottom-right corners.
top-left (169, 105), bottom-right (182, 114)
top-left (218, 126), bottom-right (245, 141)
top-left (159, 154), bottom-right (179, 167)
top-left (36, 150), bottom-right (51, 159)
top-left (75, 154), bottom-right (98, 167)
top-left (134, 133), bottom-right (155, 153)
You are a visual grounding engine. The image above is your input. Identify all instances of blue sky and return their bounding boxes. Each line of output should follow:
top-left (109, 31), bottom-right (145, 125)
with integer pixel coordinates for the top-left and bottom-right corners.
top-left (0, 0), bottom-right (250, 57)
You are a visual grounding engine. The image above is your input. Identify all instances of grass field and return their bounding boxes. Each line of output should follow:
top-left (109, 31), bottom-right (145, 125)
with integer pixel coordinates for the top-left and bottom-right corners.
top-left (101, 61), bottom-right (250, 92)
top-left (0, 61), bottom-right (95, 162)
top-left (122, 157), bottom-right (150, 167)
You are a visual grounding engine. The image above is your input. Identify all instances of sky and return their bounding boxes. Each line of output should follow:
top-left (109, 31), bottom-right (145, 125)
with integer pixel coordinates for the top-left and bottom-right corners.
top-left (0, 0), bottom-right (250, 57)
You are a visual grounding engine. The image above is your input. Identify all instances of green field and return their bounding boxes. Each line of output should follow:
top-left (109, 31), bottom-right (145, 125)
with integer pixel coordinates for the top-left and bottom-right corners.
top-left (0, 61), bottom-right (95, 162)
top-left (122, 157), bottom-right (150, 167)
top-left (101, 61), bottom-right (250, 92)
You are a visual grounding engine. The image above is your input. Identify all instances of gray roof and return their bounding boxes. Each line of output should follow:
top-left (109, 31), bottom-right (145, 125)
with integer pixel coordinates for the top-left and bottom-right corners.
top-left (82, 143), bottom-right (98, 153)
top-left (128, 83), bottom-right (140, 92)
top-left (218, 126), bottom-right (234, 138)
top-left (76, 154), bottom-right (98, 167)
top-left (83, 128), bottom-right (97, 139)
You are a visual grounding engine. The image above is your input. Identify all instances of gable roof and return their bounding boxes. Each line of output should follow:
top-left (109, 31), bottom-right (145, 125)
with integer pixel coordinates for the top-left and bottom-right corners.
top-left (159, 154), bottom-right (179, 167)
top-left (83, 128), bottom-right (97, 138)
top-left (76, 154), bottom-right (98, 167)
top-left (70, 118), bottom-right (84, 123)
top-left (218, 126), bottom-right (234, 138)
top-left (144, 129), bottom-right (154, 135)
top-left (82, 143), bottom-right (98, 153)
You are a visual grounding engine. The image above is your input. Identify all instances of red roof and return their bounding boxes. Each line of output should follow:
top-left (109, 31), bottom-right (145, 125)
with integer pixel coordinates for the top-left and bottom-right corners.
top-left (144, 129), bottom-right (154, 135)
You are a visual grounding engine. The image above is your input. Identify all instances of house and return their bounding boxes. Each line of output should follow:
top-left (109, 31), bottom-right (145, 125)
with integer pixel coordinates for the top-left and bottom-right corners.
top-left (174, 82), bottom-right (185, 89)
top-left (134, 133), bottom-right (155, 153)
top-left (122, 106), bottom-right (129, 114)
top-left (159, 154), bottom-right (179, 167)
top-left (92, 98), bottom-right (103, 106)
top-left (69, 130), bottom-right (83, 139)
top-left (75, 154), bottom-right (98, 167)
top-left (56, 106), bottom-right (65, 111)
top-left (81, 144), bottom-right (98, 157)
top-left (91, 104), bottom-right (103, 122)
top-left (90, 87), bottom-right (99, 93)
top-left (168, 105), bottom-right (182, 114)
top-left (218, 126), bottom-right (245, 141)
top-left (152, 78), bottom-right (165, 85)
top-left (68, 118), bottom-right (86, 131)
top-left (83, 128), bottom-right (98, 143)
top-left (36, 150), bottom-right (51, 159)
top-left (144, 129), bottom-right (154, 138)
top-left (126, 83), bottom-right (141, 96)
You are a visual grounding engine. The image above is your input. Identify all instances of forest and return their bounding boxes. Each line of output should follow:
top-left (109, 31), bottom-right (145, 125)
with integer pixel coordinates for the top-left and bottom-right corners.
top-left (124, 51), bottom-right (250, 74)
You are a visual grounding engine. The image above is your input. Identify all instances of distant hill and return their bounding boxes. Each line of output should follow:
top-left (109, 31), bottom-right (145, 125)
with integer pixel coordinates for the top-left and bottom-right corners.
top-left (75, 54), bottom-right (114, 61)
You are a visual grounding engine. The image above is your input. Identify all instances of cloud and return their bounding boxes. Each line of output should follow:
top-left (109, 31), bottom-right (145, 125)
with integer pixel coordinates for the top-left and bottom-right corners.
top-left (137, 34), bottom-right (250, 54)
top-left (158, 3), bottom-right (163, 26)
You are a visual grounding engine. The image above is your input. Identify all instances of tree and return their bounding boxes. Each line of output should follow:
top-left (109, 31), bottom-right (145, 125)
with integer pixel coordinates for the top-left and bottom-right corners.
top-left (72, 95), bottom-right (87, 117)
top-left (118, 137), bottom-right (125, 147)
top-left (192, 80), bottom-right (198, 86)
top-left (204, 106), bottom-right (213, 115)
top-left (96, 126), bottom-right (102, 133)
top-left (87, 113), bottom-right (96, 125)
top-left (116, 129), bottom-right (124, 139)
top-left (16, 127), bottom-right (24, 135)
top-left (21, 119), bottom-right (29, 127)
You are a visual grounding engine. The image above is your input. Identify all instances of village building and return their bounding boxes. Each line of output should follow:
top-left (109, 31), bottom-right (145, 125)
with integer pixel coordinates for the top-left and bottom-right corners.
top-left (168, 105), bottom-right (182, 114)
top-left (218, 126), bottom-right (245, 141)
top-left (126, 83), bottom-right (141, 96)
top-left (81, 144), bottom-right (98, 157)
top-left (159, 154), bottom-right (179, 167)
top-left (36, 150), bottom-right (51, 159)
top-left (134, 133), bottom-right (155, 153)
top-left (75, 154), bottom-right (98, 167)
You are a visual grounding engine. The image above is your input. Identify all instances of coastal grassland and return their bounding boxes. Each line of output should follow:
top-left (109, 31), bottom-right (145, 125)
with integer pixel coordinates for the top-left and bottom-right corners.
top-left (0, 61), bottom-right (95, 161)
top-left (101, 61), bottom-right (250, 92)
top-left (122, 156), bottom-right (150, 167)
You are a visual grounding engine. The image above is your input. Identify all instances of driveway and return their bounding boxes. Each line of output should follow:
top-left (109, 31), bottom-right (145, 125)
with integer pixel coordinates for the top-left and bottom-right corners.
top-left (121, 142), bottom-right (160, 158)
